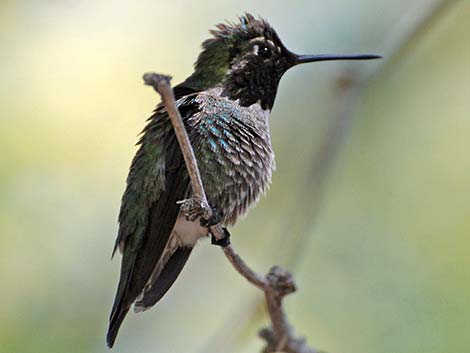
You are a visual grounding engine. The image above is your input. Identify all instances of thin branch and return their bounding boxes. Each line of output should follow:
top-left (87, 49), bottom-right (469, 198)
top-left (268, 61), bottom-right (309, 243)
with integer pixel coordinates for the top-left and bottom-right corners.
top-left (142, 73), bottom-right (223, 239)
top-left (143, 72), bottom-right (318, 353)
top-left (221, 243), bottom-right (267, 290)
top-left (143, 74), bottom-right (206, 202)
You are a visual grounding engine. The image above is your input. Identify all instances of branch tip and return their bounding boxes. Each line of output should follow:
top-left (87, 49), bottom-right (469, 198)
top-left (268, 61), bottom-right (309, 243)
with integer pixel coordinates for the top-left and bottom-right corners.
top-left (143, 72), bottom-right (173, 92)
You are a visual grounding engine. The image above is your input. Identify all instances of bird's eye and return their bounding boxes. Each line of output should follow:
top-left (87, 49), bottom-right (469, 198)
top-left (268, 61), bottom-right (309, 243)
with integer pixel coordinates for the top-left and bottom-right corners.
top-left (259, 45), bottom-right (272, 59)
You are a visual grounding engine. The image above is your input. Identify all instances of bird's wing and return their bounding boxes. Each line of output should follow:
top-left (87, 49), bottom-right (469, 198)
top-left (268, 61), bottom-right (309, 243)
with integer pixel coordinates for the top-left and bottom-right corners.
top-left (134, 244), bottom-right (193, 311)
top-left (107, 91), bottom-right (200, 348)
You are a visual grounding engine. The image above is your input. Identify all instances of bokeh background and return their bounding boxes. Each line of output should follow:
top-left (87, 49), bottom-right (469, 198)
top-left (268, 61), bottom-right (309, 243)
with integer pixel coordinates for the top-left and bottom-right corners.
top-left (0, 0), bottom-right (468, 352)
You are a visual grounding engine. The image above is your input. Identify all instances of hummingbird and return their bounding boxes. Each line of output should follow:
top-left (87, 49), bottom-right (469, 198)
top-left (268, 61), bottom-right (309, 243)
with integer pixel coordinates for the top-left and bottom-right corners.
top-left (107, 13), bottom-right (380, 347)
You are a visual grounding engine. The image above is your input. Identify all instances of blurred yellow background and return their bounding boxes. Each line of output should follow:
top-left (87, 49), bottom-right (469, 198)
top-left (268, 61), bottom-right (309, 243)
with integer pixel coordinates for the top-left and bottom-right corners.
top-left (0, 1), bottom-right (468, 352)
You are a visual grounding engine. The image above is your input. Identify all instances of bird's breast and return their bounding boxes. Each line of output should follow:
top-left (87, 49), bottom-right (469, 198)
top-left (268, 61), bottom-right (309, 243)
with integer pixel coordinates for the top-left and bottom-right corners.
top-left (188, 89), bottom-right (276, 225)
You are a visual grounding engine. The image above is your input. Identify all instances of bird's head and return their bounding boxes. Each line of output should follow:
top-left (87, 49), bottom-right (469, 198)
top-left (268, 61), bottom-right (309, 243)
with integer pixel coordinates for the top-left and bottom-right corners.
top-left (182, 13), bottom-right (380, 110)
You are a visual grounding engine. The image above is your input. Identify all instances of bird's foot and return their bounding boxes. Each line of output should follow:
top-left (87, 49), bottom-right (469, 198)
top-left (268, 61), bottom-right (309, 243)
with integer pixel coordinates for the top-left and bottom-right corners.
top-left (211, 228), bottom-right (231, 248)
top-left (177, 198), bottom-right (207, 222)
top-left (199, 207), bottom-right (222, 228)
top-left (197, 207), bottom-right (230, 247)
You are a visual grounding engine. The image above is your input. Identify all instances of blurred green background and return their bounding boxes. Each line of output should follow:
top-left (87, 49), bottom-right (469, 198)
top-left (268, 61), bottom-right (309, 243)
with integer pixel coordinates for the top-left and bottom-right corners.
top-left (0, 1), bottom-right (468, 352)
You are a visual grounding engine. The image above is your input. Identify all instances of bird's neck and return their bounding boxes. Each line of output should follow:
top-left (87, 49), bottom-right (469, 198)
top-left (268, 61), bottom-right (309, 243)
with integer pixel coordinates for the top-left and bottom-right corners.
top-left (221, 68), bottom-right (279, 110)
top-left (181, 71), bottom-right (279, 111)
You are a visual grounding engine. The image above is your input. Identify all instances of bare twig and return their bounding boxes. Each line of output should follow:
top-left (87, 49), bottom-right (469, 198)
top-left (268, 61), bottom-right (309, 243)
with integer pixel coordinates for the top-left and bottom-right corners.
top-left (220, 243), bottom-right (267, 290)
top-left (143, 72), bottom-right (318, 353)
top-left (142, 73), bottom-right (224, 240)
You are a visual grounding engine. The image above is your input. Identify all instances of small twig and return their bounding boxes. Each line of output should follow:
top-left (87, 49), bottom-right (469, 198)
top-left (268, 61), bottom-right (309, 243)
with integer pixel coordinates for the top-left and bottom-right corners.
top-left (143, 72), bottom-right (318, 353)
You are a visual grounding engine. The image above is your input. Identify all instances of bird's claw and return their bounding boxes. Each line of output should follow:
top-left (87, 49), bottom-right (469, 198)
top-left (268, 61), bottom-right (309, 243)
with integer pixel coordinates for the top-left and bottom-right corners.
top-left (178, 200), bottom-right (229, 246)
top-left (177, 198), bottom-right (206, 222)
top-left (200, 207), bottom-right (222, 228)
top-left (211, 228), bottom-right (231, 247)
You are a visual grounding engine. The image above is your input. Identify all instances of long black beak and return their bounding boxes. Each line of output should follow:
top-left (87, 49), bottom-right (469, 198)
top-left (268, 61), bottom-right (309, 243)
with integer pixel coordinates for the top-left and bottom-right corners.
top-left (295, 53), bottom-right (381, 65)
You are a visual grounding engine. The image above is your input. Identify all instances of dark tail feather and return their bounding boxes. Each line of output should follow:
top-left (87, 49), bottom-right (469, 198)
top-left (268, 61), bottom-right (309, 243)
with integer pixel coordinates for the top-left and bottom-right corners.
top-left (134, 246), bottom-right (192, 312)
top-left (107, 304), bottom-right (130, 348)
top-left (106, 244), bottom-right (138, 349)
